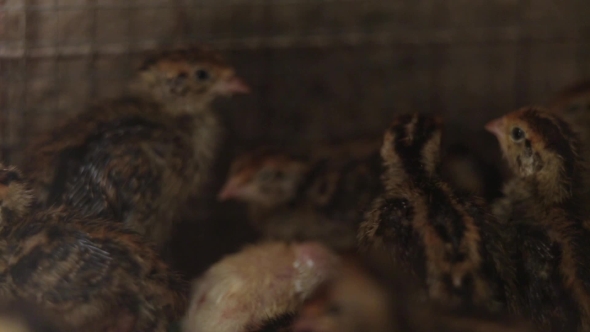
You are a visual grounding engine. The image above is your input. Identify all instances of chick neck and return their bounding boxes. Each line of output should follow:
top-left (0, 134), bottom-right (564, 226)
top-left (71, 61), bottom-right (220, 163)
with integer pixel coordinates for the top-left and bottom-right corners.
top-left (523, 153), bottom-right (585, 213)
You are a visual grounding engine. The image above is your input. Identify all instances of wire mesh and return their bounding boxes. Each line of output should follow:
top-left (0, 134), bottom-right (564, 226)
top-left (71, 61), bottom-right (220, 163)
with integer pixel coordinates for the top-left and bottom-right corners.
top-left (0, 0), bottom-right (589, 165)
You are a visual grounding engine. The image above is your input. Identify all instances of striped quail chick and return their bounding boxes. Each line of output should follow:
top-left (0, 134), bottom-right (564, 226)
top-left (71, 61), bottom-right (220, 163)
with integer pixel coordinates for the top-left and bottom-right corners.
top-left (293, 253), bottom-right (534, 332)
top-left (486, 107), bottom-right (590, 331)
top-left (0, 166), bottom-right (187, 332)
top-left (20, 46), bottom-right (249, 250)
top-left (358, 113), bottom-right (516, 313)
top-left (218, 145), bottom-right (383, 251)
top-left (182, 241), bottom-right (339, 332)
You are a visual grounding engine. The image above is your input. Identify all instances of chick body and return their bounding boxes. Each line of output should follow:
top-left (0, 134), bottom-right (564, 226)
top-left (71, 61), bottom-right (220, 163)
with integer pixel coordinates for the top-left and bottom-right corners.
top-left (182, 241), bottom-right (339, 332)
top-left (20, 47), bottom-right (249, 249)
top-left (487, 107), bottom-right (590, 331)
top-left (0, 167), bottom-right (187, 332)
top-left (359, 114), bottom-right (516, 313)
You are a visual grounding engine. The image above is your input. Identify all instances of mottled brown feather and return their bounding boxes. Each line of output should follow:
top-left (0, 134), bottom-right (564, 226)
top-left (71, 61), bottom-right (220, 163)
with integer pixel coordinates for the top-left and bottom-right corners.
top-left (0, 166), bottom-right (187, 332)
top-left (19, 46), bottom-right (248, 250)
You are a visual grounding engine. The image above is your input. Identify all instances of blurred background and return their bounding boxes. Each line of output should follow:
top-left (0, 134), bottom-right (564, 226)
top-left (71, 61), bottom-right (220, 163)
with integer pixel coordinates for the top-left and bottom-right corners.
top-left (1, 0), bottom-right (589, 277)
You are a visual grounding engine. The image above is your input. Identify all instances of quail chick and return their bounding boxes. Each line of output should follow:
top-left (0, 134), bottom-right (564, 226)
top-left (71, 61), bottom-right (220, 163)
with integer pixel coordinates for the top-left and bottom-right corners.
top-left (182, 241), bottom-right (339, 332)
top-left (486, 107), bottom-right (590, 331)
top-left (0, 166), bottom-right (187, 332)
top-left (20, 46), bottom-right (250, 250)
top-left (358, 113), bottom-right (516, 313)
top-left (218, 145), bottom-right (383, 251)
top-left (292, 253), bottom-right (534, 332)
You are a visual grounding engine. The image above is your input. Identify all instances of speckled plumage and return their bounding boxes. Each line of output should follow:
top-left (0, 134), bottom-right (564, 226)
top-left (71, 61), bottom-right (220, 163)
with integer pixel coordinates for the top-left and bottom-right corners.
top-left (20, 46), bottom-right (249, 250)
top-left (0, 166), bottom-right (187, 332)
top-left (359, 114), bottom-right (517, 313)
top-left (487, 107), bottom-right (590, 331)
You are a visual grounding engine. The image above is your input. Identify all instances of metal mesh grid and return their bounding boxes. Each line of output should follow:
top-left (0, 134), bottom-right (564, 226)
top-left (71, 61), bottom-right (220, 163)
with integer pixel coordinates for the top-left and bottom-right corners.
top-left (1, 0), bottom-right (590, 165)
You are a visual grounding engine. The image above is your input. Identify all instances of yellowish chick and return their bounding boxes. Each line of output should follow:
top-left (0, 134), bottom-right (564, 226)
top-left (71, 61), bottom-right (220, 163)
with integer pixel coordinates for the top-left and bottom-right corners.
top-left (182, 241), bottom-right (340, 332)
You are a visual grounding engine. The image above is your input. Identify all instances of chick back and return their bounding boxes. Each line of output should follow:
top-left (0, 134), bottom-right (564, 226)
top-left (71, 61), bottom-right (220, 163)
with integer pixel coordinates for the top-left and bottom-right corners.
top-left (21, 96), bottom-right (217, 248)
top-left (0, 207), bottom-right (187, 332)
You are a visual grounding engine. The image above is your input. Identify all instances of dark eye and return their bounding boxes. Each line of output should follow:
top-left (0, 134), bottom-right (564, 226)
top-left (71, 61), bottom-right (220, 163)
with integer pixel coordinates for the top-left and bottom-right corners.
top-left (511, 127), bottom-right (525, 141)
top-left (195, 69), bottom-right (210, 81)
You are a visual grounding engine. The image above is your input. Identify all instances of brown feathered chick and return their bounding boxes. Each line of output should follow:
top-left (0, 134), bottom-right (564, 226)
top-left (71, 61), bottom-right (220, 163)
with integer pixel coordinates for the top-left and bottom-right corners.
top-left (292, 254), bottom-right (533, 332)
top-left (20, 46), bottom-right (249, 250)
top-left (486, 107), bottom-right (590, 331)
top-left (359, 113), bottom-right (516, 313)
top-left (218, 146), bottom-right (382, 251)
top-left (0, 166), bottom-right (187, 332)
top-left (182, 241), bottom-right (339, 332)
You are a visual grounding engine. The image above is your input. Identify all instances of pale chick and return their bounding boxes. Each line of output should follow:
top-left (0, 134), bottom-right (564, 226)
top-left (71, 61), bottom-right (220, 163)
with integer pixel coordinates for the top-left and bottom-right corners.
top-left (486, 107), bottom-right (590, 331)
top-left (292, 254), bottom-right (535, 332)
top-left (0, 165), bottom-right (187, 332)
top-left (20, 46), bottom-right (250, 251)
top-left (182, 241), bottom-right (340, 332)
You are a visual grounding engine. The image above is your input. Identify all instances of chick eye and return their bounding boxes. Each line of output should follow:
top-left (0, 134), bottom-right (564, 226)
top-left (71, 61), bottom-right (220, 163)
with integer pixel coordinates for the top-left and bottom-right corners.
top-left (511, 127), bottom-right (525, 141)
top-left (195, 69), bottom-right (210, 81)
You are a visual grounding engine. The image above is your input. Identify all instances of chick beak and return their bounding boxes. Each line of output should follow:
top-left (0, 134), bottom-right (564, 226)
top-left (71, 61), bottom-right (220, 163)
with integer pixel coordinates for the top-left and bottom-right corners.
top-left (221, 76), bottom-right (250, 95)
top-left (217, 180), bottom-right (241, 201)
top-left (484, 117), bottom-right (505, 139)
